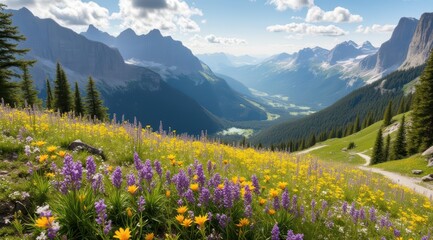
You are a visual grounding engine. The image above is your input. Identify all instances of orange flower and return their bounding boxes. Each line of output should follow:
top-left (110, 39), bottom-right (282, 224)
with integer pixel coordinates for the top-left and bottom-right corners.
top-left (38, 154), bottom-right (49, 163)
top-left (177, 206), bottom-right (188, 214)
top-left (181, 218), bottom-right (193, 228)
top-left (113, 227), bottom-right (131, 240)
top-left (236, 218), bottom-right (250, 228)
top-left (175, 214), bottom-right (185, 223)
top-left (166, 190), bottom-right (171, 197)
top-left (35, 216), bottom-right (55, 229)
top-left (126, 208), bottom-right (133, 218)
top-left (190, 183), bottom-right (199, 192)
top-left (268, 209), bottom-right (276, 215)
top-left (145, 233), bottom-right (154, 240)
top-left (194, 214), bottom-right (208, 229)
top-left (127, 185), bottom-right (138, 195)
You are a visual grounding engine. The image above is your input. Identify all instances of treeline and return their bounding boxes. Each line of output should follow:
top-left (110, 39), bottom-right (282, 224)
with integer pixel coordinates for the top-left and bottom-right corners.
top-left (0, 5), bottom-right (107, 121)
top-left (250, 65), bottom-right (425, 151)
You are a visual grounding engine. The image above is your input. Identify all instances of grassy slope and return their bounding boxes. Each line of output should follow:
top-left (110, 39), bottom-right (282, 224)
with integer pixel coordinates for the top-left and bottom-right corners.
top-left (307, 113), bottom-right (433, 176)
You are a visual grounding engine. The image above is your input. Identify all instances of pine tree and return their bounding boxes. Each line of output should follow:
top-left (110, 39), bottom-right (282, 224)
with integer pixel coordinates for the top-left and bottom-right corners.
top-left (74, 82), bottom-right (84, 117)
top-left (85, 76), bottom-right (107, 121)
top-left (409, 51), bottom-right (433, 153)
top-left (53, 63), bottom-right (72, 113)
top-left (384, 135), bottom-right (391, 162)
top-left (371, 128), bottom-right (384, 164)
top-left (353, 115), bottom-right (360, 133)
top-left (397, 97), bottom-right (405, 114)
top-left (0, 4), bottom-right (35, 105)
top-left (383, 101), bottom-right (393, 126)
top-left (46, 79), bottom-right (53, 109)
top-left (20, 65), bottom-right (39, 107)
top-left (393, 115), bottom-right (407, 159)
top-left (309, 134), bottom-right (316, 147)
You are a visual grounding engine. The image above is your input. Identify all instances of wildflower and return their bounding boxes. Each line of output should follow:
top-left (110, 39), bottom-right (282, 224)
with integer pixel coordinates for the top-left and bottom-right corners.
top-left (190, 183), bottom-right (199, 192)
top-left (86, 157), bottom-right (96, 181)
top-left (184, 189), bottom-right (195, 203)
top-left (165, 170), bottom-right (171, 185)
top-left (35, 216), bottom-right (55, 229)
top-left (127, 185), bottom-right (138, 195)
top-left (39, 154), bottom-right (49, 163)
top-left (78, 194), bottom-right (86, 203)
top-left (141, 159), bottom-right (153, 183)
top-left (259, 198), bottom-right (267, 206)
top-left (223, 160), bottom-right (228, 165)
top-left (281, 189), bottom-right (290, 210)
top-left (126, 208), bottom-right (133, 218)
top-left (45, 172), bottom-right (55, 178)
top-left (268, 209), bottom-right (276, 215)
top-left (251, 175), bottom-right (260, 194)
top-left (278, 182), bottom-right (288, 190)
top-left (217, 184), bottom-right (224, 190)
top-left (196, 164), bottom-right (206, 186)
top-left (91, 173), bottom-right (105, 194)
top-left (181, 218), bottom-right (193, 228)
top-left (107, 165), bottom-right (113, 172)
top-left (175, 214), bottom-right (185, 223)
top-left (199, 187), bottom-right (210, 206)
top-left (271, 223), bottom-right (280, 240)
top-left (57, 151), bottom-right (66, 158)
top-left (217, 214), bottom-right (228, 228)
top-left (137, 196), bottom-right (146, 212)
top-left (244, 185), bottom-right (252, 218)
top-left (166, 190), bottom-right (171, 197)
top-left (35, 141), bottom-right (46, 147)
top-left (177, 206), bottom-right (188, 214)
top-left (369, 207), bottom-right (376, 222)
top-left (47, 146), bottom-right (57, 153)
top-left (126, 173), bottom-right (136, 186)
top-left (286, 230), bottom-right (304, 240)
top-left (269, 188), bottom-right (279, 198)
top-left (145, 233), bottom-right (154, 240)
top-left (223, 180), bottom-right (234, 209)
top-left (194, 214), bottom-right (208, 228)
top-left (58, 155), bottom-right (83, 193)
top-left (154, 160), bottom-right (162, 177)
top-left (113, 227), bottom-right (131, 240)
top-left (236, 218), bottom-right (250, 227)
top-left (111, 167), bottom-right (122, 189)
top-left (173, 170), bottom-right (189, 195)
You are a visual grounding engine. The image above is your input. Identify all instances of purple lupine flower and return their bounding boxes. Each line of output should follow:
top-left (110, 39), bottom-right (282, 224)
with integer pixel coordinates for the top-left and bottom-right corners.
top-left (199, 187), bottom-right (211, 206)
top-left (86, 156), bottom-right (96, 181)
top-left (244, 185), bottom-right (252, 218)
top-left (95, 199), bottom-right (107, 225)
top-left (359, 207), bottom-right (366, 221)
top-left (137, 196), bottom-right (145, 212)
top-left (217, 214), bottom-right (228, 228)
top-left (196, 164), bottom-right (206, 186)
top-left (184, 189), bottom-right (195, 203)
top-left (207, 212), bottom-right (213, 221)
top-left (59, 155), bottom-right (83, 193)
top-left (47, 223), bottom-right (60, 239)
top-left (286, 230), bottom-right (304, 240)
top-left (232, 183), bottom-right (240, 200)
top-left (299, 205), bottom-right (305, 217)
top-left (208, 173), bottom-right (221, 188)
top-left (213, 187), bottom-right (224, 206)
top-left (321, 200), bottom-right (327, 210)
top-left (223, 180), bottom-right (233, 209)
top-left (126, 173), bottom-right (136, 186)
top-left (142, 160), bottom-right (153, 183)
top-left (111, 167), bottom-right (122, 189)
top-left (311, 199), bottom-right (316, 209)
top-left (50, 162), bottom-right (58, 173)
top-left (207, 160), bottom-right (213, 174)
top-left (177, 199), bottom-right (184, 206)
top-left (349, 202), bottom-right (356, 217)
top-left (154, 160), bottom-right (162, 177)
top-left (173, 170), bottom-right (189, 195)
top-left (342, 201), bottom-right (348, 214)
top-left (92, 173), bottom-right (105, 194)
top-left (273, 196), bottom-right (280, 210)
top-left (351, 210), bottom-right (359, 224)
top-left (369, 207), bottom-right (376, 222)
top-left (26, 161), bottom-right (34, 174)
top-left (165, 170), bottom-right (171, 185)
top-left (188, 166), bottom-right (193, 178)
top-left (271, 223), bottom-right (280, 240)
top-left (380, 237), bottom-right (386, 240)
top-left (281, 190), bottom-right (290, 210)
top-left (134, 152), bottom-right (143, 171)
top-left (251, 175), bottom-right (260, 195)
top-left (188, 210), bottom-right (195, 219)
top-left (292, 195), bottom-right (298, 215)
top-left (393, 229), bottom-right (401, 237)
top-left (104, 220), bottom-right (112, 235)
top-left (24, 145), bottom-right (31, 156)
top-left (421, 236), bottom-right (429, 240)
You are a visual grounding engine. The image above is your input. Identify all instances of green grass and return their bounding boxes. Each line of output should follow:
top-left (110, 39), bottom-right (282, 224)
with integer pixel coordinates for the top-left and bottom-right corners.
top-left (308, 114), bottom-right (405, 165)
top-left (375, 154), bottom-right (433, 177)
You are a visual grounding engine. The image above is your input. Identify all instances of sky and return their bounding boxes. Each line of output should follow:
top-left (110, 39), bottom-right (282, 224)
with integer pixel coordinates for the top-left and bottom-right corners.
top-left (4, 0), bottom-right (432, 56)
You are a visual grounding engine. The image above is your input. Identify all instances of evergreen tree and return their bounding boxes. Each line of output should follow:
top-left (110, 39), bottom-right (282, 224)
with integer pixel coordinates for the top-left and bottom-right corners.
top-left (353, 115), bottom-right (360, 133)
top-left (371, 128), bottom-right (384, 164)
top-left (397, 97), bottom-right (405, 114)
top-left (54, 63), bottom-right (72, 113)
top-left (328, 128), bottom-right (336, 139)
top-left (0, 4), bottom-right (35, 105)
top-left (409, 51), bottom-right (433, 153)
top-left (393, 115), bottom-right (407, 159)
top-left (309, 134), bottom-right (316, 147)
top-left (46, 79), bottom-right (53, 109)
top-left (85, 76), bottom-right (107, 121)
top-left (74, 82), bottom-right (84, 117)
top-left (384, 135), bottom-right (391, 162)
top-left (20, 65), bottom-right (39, 107)
top-left (383, 101), bottom-right (393, 126)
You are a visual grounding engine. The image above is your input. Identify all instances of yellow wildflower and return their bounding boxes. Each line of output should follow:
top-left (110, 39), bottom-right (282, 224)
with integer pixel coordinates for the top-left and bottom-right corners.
top-left (127, 185), bottom-right (139, 195)
top-left (236, 218), bottom-right (250, 227)
top-left (181, 218), bottom-right (193, 228)
top-left (45, 172), bottom-right (55, 178)
top-left (113, 227), bottom-right (131, 240)
top-left (38, 154), bottom-right (49, 163)
top-left (57, 151), bottom-right (67, 158)
top-left (35, 216), bottom-right (55, 229)
top-left (194, 214), bottom-right (208, 228)
top-left (268, 209), bottom-right (276, 215)
top-left (177, 206), bottom-right (188, 214)
top-left (175, 214), bottom-right (185, 223)
top-left (145, 233), bottom-right (154, 240)
top-left (190, 183), bottom-right (199, 192)
top-left (47, 146), bottom-right (57, 153)
top-left (166, 190), bottom-right (171, 197)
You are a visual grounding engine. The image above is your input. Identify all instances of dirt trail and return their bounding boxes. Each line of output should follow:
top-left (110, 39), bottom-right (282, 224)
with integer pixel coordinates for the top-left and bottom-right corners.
top-left (356, 153), bottom-right (433, 198)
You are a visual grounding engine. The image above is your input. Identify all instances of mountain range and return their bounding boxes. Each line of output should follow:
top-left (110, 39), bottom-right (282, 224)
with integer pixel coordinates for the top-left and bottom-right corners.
top-left (81, 26), bottom-right (267, 122)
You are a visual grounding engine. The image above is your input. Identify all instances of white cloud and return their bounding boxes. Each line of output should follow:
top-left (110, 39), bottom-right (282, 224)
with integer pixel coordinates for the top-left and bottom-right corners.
top-left (4, 0), bottom-right (110, 31)
top-left (306, 6), bottom-right (362, 23)
top-left (356, 24), bottom-right (396, 34)
top-left (268, 0), bottom-right (314, 11)
top-left (205, 34), bottom-right (247, 45)
top-left (112, 0), bottom-right (203, 34)
top-left (266, 23), bottom-right (347, 36)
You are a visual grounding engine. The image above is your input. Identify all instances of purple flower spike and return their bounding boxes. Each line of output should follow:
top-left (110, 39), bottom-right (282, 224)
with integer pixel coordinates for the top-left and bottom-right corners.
top-left (111, 167), bottom-right (122, 189)
top-left (86, 156), bottom-right (96, 181)
top-left (271, 223), bottom-right (280, 240)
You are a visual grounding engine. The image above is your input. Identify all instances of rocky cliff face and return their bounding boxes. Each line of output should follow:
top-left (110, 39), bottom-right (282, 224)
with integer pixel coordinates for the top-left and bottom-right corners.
top-left (360, 17), bottom-right (418, 73)
top-left (401, 13), bottom-right (433, 68)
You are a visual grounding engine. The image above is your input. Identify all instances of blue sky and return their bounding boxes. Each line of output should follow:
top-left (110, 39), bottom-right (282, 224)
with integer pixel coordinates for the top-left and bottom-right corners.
top-left (4, 0), bottom-right (432, 56)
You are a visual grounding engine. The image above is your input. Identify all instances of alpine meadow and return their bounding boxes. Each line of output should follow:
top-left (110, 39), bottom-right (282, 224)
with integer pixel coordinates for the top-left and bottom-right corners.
top-left (1, 1), bottom-right (433, 240)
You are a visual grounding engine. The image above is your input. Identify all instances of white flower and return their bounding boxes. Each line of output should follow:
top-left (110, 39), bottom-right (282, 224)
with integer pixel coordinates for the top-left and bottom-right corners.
top-left (36, 231), bottom-right (47, 240)
top-left (36, 205), bottom-right (50, 215)
top-left (3, 217), bottom-right (10, 224)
